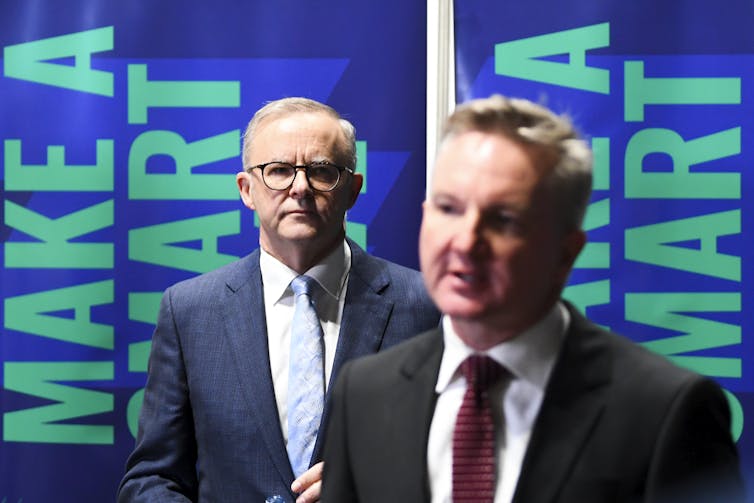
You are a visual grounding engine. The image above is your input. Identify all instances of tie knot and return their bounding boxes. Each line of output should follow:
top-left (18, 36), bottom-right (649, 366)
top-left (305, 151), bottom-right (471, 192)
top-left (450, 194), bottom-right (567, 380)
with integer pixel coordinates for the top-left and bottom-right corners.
top-left (460, 355), bottom-right (505, 395)
top-left (291, 275), bottom-right (317, 297)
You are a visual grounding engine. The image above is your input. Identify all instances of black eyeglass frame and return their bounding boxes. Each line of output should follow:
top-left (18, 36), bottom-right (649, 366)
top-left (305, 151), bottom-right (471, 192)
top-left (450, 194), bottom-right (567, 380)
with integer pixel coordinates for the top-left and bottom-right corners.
top-left (247, 161), bottom-right (354, 192)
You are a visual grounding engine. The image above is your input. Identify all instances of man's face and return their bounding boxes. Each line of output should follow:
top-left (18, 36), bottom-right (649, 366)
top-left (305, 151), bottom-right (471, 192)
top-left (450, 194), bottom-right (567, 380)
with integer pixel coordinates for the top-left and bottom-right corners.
top-left (419, 131), bottom-right (584, 339)
top-left (237, 111), bottom-right (362, 264)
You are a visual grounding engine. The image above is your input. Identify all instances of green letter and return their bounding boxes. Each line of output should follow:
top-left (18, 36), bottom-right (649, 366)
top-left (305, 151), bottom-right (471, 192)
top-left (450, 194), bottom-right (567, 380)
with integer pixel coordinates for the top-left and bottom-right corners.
top-left (627, 292), bottom-right (741, 377)
top-left (4, 139), bottom-right (113, 191)
top-left (128, 292), bottom-right (162, 325)
top-left (573, 138), bottom-right (611, 270)
top-left (129, 211), bottom-right (239, 273)
top-left (564, 279), bottom-right (611, 315)
top-left (345, 220), bottom-right (367, 250)
top-left (625, 210), bottom-right (740, 281)
top-left (127, 389), bottom-right (145, 439)
top-left (3, 26), bottom-right (114, 96)
top-left (4, 199), bottom-right (114, 268)
top-left (4, 280), bottom-right (113, 349)
top-left (356, 140), bottom-right (368, 194)
top-left (495, 23), bottom-right (609, 93)
top-left (624, 61), bottom-right (740, 122)
top-left (4, 361), bottom-right (113, 444)
top-left (724, 390), bottom-right (744, 442)
top-left (127, 291), bottom-right (161, 372)
top-left (625, 128), bottom-right (740, 199)
top-left (575, 198), bottom-right (610, 269)
top-left (125, 291), bottom-right (161, 438)
top-left (591, 137), bottom-right (610, 191)
top-left (128, 130), bottom-right (240, 200)
top-left (127, 64), bottom-right (239, 124)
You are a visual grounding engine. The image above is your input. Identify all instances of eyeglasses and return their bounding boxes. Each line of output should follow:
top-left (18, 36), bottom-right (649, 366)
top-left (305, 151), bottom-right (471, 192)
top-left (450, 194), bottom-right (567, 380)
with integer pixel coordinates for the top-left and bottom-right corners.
top-left (248, 161), bottom-right (353, 192)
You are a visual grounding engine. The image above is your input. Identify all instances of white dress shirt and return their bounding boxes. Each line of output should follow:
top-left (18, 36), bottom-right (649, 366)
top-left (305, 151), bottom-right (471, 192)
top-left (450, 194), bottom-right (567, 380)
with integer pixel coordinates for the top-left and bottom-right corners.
top-left (259, 241), bottom-right (351, 443)
top-left (427, 302), bottom-right (569, 503)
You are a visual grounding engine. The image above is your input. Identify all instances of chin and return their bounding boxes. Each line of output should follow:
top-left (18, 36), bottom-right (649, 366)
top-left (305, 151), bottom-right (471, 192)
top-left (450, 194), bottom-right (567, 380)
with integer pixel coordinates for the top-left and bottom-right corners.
top-left (280, 226), bottom-right (320, 241)
top-left (436, 299), bottom-right (489, 320)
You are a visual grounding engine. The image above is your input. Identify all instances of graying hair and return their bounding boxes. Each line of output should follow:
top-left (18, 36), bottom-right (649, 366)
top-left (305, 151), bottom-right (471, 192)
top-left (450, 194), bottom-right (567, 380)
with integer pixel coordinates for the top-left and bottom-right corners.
top-left (241, 97), bottom-right (357, 171)
top-left (439, 94), bottom-right (593, 231)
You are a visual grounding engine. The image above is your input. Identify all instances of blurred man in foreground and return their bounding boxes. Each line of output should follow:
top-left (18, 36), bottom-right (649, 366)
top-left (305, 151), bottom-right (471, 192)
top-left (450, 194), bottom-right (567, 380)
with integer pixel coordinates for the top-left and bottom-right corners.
top-left (321, 94), bottom-right (744, 503)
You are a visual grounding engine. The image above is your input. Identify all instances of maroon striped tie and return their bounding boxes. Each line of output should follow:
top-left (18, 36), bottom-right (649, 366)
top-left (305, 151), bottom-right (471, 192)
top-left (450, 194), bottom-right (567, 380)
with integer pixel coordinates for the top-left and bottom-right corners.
top-left (452, 355), bottom-right (506, 502)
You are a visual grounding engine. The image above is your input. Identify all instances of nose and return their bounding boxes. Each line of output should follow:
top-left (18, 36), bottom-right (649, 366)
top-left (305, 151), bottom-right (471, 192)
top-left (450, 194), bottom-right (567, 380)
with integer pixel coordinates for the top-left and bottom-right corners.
top-left (288, 167), bottom-right (313, 197)
top-left (451, 210), bottom-right (486, 256)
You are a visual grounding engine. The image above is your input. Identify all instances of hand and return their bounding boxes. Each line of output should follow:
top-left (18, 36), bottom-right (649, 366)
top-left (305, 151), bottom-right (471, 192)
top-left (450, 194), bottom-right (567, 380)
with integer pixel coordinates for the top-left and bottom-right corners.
top-left (291, 461), bottom-right (323, 503)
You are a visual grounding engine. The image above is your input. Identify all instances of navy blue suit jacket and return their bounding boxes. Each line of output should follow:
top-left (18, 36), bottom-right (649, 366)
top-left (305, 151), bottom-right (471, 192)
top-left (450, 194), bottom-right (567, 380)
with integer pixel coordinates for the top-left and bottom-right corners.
top-left (118, 240), bottom-right (440, 502)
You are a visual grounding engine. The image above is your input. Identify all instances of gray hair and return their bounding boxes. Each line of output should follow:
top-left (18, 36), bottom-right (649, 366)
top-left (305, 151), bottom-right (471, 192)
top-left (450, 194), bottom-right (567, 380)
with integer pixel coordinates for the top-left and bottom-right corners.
top-left (439, 94), bottom-right (593, 231)
top-left (241, 97), bottom-right (357, 171)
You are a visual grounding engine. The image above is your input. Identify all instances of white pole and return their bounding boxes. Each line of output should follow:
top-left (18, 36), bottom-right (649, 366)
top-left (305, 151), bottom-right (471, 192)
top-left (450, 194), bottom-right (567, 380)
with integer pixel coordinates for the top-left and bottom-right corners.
top-left (426, 0), bottom-right (455, 196)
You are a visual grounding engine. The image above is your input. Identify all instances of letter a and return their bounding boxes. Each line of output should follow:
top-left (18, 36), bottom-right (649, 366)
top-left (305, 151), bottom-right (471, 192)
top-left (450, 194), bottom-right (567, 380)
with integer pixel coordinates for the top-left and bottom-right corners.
top-left (3, 26), bottom-right (114, 96)
top-left (496, 23), bottom-right (609, 94)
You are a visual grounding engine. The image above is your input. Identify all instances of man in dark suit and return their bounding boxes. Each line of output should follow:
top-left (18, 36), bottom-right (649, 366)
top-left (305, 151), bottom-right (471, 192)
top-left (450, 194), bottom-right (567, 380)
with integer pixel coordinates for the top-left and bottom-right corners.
top-left (117, 97), bottom-right (440, 503)
top-left (321, 95), bottom-right (744, 502)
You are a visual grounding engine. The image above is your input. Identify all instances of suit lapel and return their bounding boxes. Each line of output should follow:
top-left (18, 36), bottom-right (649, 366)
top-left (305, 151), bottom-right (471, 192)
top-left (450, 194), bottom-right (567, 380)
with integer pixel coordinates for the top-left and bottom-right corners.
top-left (220, 251), bottom-right (294, 483)
top-left (393, 329), bottom-right (444, 501)
top-left (330, 245), bottom-right (394, 383)
top-left (219, 242), bottom-right (405, 478)
top-left (313, 242), bottom-right (396, 460)
top-left (512, 304), bottom-right (612, 503)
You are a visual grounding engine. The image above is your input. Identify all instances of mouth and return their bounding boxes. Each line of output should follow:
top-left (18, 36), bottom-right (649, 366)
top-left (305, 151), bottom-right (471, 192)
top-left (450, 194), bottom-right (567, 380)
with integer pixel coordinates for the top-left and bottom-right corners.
top-left (450, 270), bottom-right (483, 287)
top-left (286, 208), bottom-right (316, 217)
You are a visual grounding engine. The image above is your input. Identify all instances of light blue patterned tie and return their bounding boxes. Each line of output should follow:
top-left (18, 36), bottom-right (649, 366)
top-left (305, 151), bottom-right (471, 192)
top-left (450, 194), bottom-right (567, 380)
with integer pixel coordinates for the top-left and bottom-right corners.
top-left (286, 275), bottom-right (325, 478)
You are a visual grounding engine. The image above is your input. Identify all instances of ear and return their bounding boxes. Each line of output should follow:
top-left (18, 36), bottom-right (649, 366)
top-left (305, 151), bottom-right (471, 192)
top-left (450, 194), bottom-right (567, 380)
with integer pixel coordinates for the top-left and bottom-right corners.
top-left (560, 229), bottom-right (586, 273)
top-left (345, 172), bottom-right (363, 209)
top-left (237, 171), bottom-right (256, 210)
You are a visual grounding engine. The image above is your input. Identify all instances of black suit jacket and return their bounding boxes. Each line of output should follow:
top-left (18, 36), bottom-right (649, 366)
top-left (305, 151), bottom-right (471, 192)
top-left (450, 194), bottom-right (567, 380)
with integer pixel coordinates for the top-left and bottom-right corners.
top-left (321, 302), bottom-right (744, 503)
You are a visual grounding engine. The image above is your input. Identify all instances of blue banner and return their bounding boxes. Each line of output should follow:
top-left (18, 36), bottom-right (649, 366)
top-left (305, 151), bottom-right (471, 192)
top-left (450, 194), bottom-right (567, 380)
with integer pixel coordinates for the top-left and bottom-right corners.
top-left (454, 0), bottom-right (752, 496)
top-left (1, 2), bottom-right (427, 500)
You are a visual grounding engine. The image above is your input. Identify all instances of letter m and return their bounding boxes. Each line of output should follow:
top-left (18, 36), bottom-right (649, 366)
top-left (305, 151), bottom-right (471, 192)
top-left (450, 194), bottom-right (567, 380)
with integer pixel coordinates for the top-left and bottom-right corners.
top-left (3, 361), bottom-right (113, 444)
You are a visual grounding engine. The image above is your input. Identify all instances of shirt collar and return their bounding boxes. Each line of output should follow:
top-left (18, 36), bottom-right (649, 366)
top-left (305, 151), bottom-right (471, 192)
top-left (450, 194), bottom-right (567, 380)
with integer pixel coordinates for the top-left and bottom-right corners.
top-left (259, 240), bottom-right (351, 304)
top-left (435, 302), bottom-right (569, 393)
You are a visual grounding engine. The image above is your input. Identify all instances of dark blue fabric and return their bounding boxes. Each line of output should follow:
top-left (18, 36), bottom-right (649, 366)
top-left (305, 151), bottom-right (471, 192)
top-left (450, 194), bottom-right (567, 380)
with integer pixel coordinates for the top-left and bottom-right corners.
top-left (117, 239), bottom-right (440, 502)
